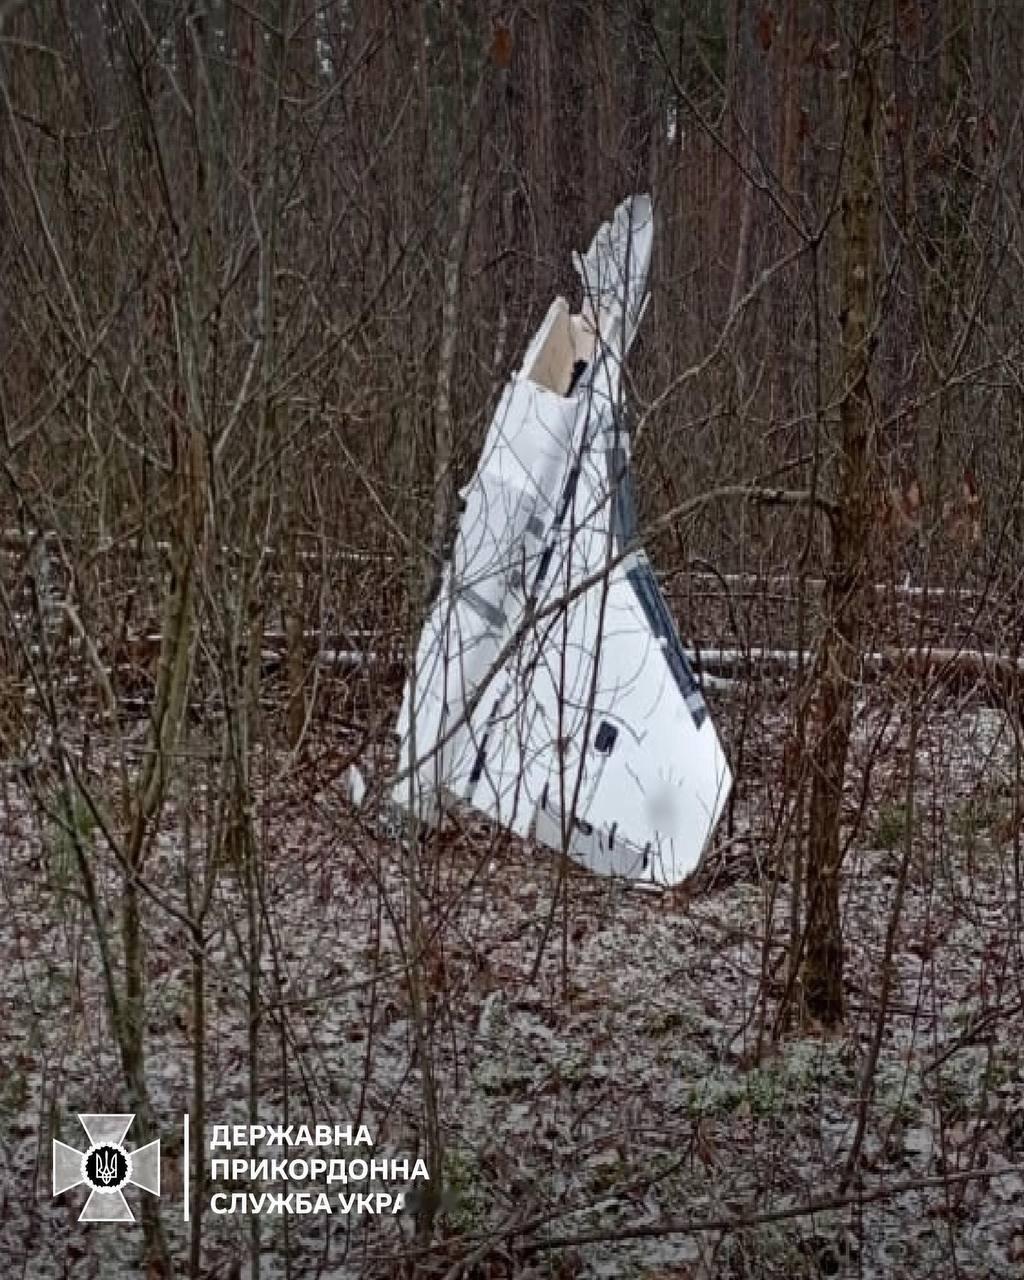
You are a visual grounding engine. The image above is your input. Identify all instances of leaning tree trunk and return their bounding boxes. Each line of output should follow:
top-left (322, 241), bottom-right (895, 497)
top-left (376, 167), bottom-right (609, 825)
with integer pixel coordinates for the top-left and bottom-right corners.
top-left (802, 32), bottom-right (880, 1026)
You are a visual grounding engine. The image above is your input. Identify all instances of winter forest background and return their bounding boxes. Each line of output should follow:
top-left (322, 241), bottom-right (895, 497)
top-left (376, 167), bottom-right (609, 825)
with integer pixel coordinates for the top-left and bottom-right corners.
top-left (2, 0), bottom-right (1023, 1276)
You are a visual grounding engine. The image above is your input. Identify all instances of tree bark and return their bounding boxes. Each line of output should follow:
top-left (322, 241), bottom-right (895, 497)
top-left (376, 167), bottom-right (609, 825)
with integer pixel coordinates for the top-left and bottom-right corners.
top-left (802, 29), bottom-right (880, 1026)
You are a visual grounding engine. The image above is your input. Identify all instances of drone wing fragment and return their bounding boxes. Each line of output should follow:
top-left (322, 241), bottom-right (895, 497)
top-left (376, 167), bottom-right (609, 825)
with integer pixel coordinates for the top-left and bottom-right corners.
top-left (393, 195), bottom-right (731, 884)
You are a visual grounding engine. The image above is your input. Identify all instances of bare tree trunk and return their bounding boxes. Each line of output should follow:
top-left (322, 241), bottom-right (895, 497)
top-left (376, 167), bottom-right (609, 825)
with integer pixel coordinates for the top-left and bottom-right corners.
top-left (430, 178), bottom-right (473, 586)
top-left (284, 512), bottom-right (307, 748)
top-left (802, 29), bottom-right (880, 1027)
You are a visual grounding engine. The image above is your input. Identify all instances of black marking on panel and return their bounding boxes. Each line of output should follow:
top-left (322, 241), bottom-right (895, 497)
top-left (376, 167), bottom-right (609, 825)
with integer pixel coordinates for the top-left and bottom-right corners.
top-left (626, 560), bottom-right (708, 729)
top-left (535, 544), bottom-right (554, 587)
top-left (555, 465), bottom-right (581, 526)
top-left (461, 586), bottom-right (504, 629)
top-left (566, 359), bottom-right (589, 396)
top-left (594, 720), bottom-right (618, 755)
top-left (468, 737), bottom-right (488, 786)
top-left (607, 444), bottom-right (638, 554)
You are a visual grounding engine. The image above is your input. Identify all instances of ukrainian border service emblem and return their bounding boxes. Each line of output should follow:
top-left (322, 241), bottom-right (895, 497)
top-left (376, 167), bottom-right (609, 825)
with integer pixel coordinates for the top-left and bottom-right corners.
top-left (53, 1114), bottom-right (160, 1222)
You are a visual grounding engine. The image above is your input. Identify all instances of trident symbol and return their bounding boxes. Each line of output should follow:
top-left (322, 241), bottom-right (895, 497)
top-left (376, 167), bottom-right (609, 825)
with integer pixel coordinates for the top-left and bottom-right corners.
top-left (95, 1149), bottom-right (119, 1186)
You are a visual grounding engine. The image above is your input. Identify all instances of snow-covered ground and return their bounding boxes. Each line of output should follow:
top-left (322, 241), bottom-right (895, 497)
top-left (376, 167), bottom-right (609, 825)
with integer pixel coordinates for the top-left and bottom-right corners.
top-left (1, 695), bottom-right (1022, 1277)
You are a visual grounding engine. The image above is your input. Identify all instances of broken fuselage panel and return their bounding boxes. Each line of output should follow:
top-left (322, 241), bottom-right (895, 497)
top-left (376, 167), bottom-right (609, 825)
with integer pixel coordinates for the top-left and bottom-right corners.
top-left (393, 195), bottom-right (731, 885)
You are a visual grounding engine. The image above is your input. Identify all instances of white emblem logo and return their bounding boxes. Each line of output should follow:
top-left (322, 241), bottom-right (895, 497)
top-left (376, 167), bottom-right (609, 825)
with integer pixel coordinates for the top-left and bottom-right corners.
top-left (53, 1114), bottom-right (160, 1222)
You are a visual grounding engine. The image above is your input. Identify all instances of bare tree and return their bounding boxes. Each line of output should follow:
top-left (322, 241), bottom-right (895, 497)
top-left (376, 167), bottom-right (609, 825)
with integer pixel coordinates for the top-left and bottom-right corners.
top-left (802, 19), bottom-right (882, 1026)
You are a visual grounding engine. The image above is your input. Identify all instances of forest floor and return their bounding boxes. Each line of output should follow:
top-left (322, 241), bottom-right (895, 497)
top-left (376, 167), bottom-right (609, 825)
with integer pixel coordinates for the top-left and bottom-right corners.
top-left (1, 687), bottom-right (1023, 1278)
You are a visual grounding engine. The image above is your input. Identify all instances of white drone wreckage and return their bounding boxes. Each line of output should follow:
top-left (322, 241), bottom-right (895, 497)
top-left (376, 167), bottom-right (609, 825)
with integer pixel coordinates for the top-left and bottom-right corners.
top-left (393, 195), bottom-right (731, 885)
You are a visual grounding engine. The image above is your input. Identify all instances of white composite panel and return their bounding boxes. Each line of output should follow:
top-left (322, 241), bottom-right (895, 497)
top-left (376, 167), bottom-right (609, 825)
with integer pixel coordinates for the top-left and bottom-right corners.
top-left (393, 194), bottom-right (732, 884)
